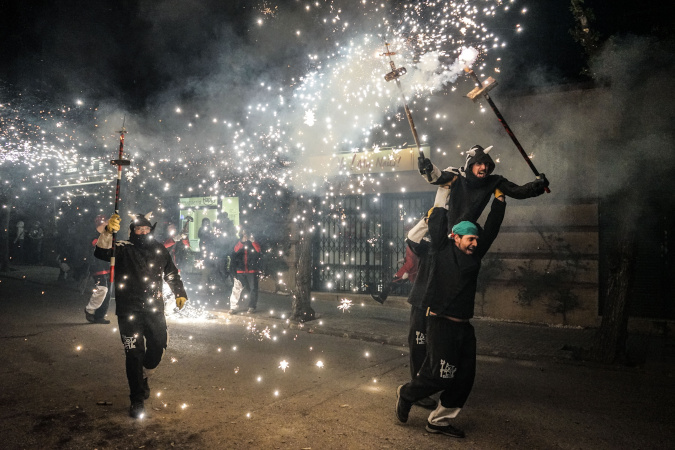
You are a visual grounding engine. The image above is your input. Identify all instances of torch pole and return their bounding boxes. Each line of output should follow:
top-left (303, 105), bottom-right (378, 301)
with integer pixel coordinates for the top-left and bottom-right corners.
top-left (109, 122), bottom-right (130, 283)
top-left (381, 42), bottom-right (431, 181)
top-left (398, 87), bottom-right (432, 181)
top-left (465, 68), bottom-right (550, 193)
top-left (397, 81), bottom-right (423, 156)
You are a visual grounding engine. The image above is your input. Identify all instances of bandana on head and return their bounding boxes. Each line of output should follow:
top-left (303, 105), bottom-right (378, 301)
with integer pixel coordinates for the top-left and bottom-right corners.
top-left (452, 221), bottom-right (479, 236)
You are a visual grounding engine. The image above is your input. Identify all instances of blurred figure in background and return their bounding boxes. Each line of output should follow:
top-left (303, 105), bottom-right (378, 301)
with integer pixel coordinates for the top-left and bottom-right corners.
top-left (228, 229), bottom-right (261, 314)
top-left (84, 215), bottom-right (112, 324)
top-left (13, 221), bottom-right (25, 264)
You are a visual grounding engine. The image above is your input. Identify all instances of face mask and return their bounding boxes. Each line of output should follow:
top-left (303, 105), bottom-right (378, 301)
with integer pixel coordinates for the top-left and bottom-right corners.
top-left (129, 230), bottom-right (154, 247)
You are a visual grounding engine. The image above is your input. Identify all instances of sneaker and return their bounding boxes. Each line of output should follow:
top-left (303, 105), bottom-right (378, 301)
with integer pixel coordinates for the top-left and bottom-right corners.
top-left (414, 396), bottom-right (437, 410)
top-left (395, 385), bottom-right (412, 423)
top-left (425, 421), bottom-right (465, 438)
top-left (93, 317), bottom-right (111, 324)
top-left (247, 308), bottom-right (256, 314)
top-left (129, 401), bottom-right (145, 419)
top-left (85, 309), bottom-right (95, 323)
top-left (143, 378), bottom-right (150, 400)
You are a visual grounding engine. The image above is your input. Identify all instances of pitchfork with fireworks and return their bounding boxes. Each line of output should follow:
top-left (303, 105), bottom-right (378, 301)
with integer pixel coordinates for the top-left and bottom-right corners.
top-left (464, 67), bottom-right (551, 193)
top-left (381, 42), bottom-right (432, 181)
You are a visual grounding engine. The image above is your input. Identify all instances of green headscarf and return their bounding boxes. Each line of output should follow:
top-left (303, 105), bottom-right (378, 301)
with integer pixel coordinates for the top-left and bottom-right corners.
top-left (452, 221), bottom-right (479, 236)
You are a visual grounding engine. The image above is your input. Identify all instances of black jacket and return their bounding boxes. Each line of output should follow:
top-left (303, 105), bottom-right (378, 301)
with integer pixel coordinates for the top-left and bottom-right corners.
top-left (423, 198), bottom-right (506, 319)
top-left (432, 166), bottom-right (544, 228)
top-left (94, 235), bottom-right (187, 315)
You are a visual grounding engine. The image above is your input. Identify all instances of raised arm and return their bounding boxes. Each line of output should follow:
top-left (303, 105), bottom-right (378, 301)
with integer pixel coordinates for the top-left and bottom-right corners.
top-left (93, 214), bottom-right (120, 262)
top-left (426, 207), bottom-right (450, 252)
top-left (476, 195), bottom-right (506, 259)
top-left (406, 216), bottom-right (429, 256)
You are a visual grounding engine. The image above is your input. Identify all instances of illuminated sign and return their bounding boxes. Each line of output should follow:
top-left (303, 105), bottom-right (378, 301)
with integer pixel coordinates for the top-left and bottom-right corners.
top-left (309, 145), bottom-right (429, 175)
top-left (178, 196), bottom-right (218, 208)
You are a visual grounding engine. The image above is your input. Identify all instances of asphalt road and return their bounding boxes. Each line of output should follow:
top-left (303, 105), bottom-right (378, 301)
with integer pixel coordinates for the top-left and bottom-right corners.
top-left (1, 276), bottom-right (674, 449)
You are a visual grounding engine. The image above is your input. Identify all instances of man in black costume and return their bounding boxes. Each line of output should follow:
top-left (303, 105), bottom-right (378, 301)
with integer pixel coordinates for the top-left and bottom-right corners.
top-left (396, 194), bottom-right (506, 438)
top-left (419, 144), bottom-right (548, 229)
top-left (95, 212), bottom-right (188, 419)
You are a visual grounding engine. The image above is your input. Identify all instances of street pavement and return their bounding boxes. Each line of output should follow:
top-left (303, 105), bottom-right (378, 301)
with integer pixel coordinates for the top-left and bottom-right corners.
top-left (5, 265), bottom-right (672, 369)
top-left (1, 265), bottom-right (674, 449)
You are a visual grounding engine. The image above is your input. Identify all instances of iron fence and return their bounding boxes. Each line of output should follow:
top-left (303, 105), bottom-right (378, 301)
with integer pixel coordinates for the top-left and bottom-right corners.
top-left (312, 191), bottom-right (435, 296)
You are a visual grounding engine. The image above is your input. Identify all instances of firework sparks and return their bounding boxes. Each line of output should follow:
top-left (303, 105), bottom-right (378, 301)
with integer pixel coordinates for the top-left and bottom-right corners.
top-left (338, 298), bottom-right (353, 312)
top-left (1, 0), bottom-right (524, 319)
top-left (278, 360), bottom-right (290, 372)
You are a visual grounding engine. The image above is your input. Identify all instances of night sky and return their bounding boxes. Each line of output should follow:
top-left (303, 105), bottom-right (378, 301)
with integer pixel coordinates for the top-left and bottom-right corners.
top-left (1, 1), bottom-right (670, 111)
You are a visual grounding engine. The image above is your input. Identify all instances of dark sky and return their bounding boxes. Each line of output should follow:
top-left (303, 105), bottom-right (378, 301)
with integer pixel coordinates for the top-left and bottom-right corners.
top-left (0, 1), bottom-right (253, 108)
top-left (0, 1), bottom-right (671, 110)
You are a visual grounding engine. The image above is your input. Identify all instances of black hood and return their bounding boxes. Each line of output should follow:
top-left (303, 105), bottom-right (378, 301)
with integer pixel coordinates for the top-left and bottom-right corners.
top-left (128, 213), bottom-right (156, 247)
top-left (129, 213), bottom-right (156, 232)
top-left (463, 145), bottom-right (495, 174)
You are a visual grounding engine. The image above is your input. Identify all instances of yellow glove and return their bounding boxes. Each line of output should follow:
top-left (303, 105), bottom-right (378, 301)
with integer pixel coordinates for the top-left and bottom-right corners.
top-left (494, 188), bottom-right (504, 199)
top-left (176, 297), bottom-right (187, 310)
top-left (106, 214), bottom-right (121, 233)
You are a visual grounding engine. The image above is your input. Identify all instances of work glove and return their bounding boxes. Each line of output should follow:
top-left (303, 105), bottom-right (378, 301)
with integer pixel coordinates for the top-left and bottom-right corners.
top-left (106, 214), bottom-right (121, 233)
top-left (418, 156), bottom-right (433, 176)
top-left (533, 173), bottom-right (549, 192)
top-left (494, 188), bottom-right (504, 199)
top-left (176, 296), bottom-right (187, 310)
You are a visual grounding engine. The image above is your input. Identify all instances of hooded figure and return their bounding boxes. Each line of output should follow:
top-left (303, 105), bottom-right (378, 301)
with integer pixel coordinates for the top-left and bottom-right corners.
top-left (421, 144), bottom-right (548, 229)
top-left (94, 212), bottom-right (187, 419)
top-left (128, 213), bottom-right (156, 247)
top-left (13, 221), bottom-right (25, 263)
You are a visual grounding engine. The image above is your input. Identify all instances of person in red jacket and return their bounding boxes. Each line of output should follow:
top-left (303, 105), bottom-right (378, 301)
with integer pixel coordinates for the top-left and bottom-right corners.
top-left (163, 223), bottom-right (191, 270)
top-left (228, 229), bottom-right (262, 314)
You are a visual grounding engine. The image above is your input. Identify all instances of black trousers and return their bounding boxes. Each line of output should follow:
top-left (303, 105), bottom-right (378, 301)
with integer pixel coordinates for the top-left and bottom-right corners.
top-left (407, 306), bottom-right (428, 379)
top-left (235, 273), bottom-right (259, 309)
top-left (401, 316), bottom-right (476, 409)
top-left (118, 311), bottom-right (168, 402)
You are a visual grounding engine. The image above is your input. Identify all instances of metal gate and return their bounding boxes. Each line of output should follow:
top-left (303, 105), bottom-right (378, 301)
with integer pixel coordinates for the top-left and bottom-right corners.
top-left (312, 191), bottom-right (435, 296)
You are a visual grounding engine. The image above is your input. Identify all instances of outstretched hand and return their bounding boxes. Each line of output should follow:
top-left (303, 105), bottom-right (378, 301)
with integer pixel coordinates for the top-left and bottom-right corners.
top-left (176, 297), bottom-right (187, 310)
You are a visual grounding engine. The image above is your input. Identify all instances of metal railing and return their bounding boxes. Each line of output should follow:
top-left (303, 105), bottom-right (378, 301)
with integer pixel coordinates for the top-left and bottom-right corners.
top-left (312, 191), bottom-right (434, 296)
